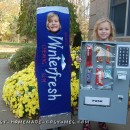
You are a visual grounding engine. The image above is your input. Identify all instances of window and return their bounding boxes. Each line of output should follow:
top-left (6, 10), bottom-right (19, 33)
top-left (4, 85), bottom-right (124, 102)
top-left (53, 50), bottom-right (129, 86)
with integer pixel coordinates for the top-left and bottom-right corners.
top-left (110, 0), bottom-right (130, 36)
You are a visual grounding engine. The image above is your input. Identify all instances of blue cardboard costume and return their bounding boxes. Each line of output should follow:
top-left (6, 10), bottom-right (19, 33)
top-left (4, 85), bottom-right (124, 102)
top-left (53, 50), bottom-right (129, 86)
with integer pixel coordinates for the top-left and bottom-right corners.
top-left (35, 6), bottom-right (71, 116)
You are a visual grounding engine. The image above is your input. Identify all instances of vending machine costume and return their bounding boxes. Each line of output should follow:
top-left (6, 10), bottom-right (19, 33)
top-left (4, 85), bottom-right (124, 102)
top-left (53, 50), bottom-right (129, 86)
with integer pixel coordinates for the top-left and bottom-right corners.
top-left (78, 41), bottom-right (130, 124)
top-left (35, 6), bottom-right (71, 129)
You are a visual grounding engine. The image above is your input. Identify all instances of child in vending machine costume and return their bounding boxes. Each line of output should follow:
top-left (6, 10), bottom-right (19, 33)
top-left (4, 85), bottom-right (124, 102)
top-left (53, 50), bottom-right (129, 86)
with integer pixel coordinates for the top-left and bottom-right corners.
top-left (77, 17), bottom-right (116, 130)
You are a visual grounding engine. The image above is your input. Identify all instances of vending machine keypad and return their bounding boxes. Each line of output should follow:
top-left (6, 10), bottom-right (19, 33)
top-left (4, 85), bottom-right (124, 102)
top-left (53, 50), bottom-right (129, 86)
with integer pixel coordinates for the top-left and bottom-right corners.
top-left (118, 47), bottom-right (129, 67)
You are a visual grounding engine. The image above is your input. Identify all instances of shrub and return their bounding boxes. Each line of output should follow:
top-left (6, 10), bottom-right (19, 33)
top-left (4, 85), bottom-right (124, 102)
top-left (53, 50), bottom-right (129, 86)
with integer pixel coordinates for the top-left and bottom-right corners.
top-left (9, 46), bottom-right (36, 71)
top-left (70, 46), bottom-right (80, 107)
top-left (3, 62), bottom-right (39, 118)
top-left (3, 46), bottom-right (80, 118)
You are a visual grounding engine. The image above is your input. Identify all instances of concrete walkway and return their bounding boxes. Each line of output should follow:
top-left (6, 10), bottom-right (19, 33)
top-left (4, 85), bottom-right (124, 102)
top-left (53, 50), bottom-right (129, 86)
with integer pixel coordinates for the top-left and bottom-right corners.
top-left (0, 59), bottom-right (130, 130)
top-left (0, 59), bottom-right (40, 130)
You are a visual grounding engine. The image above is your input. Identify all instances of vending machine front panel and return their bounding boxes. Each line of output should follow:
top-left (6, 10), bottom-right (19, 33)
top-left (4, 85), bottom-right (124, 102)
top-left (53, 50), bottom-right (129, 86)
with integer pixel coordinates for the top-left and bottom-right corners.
top-left (78, 41), bottom-right (130, 124)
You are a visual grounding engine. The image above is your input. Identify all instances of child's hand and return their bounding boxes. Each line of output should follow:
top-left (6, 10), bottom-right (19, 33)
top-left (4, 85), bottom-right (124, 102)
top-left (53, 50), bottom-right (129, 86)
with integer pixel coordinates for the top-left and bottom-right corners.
top-left (76, 56), bottom-right (82, 63)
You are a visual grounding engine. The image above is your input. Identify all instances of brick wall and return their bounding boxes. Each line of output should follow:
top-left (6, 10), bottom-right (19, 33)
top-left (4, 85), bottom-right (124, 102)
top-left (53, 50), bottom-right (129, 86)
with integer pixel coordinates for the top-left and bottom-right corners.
top-left (88, 0), bottom-right (110, 40)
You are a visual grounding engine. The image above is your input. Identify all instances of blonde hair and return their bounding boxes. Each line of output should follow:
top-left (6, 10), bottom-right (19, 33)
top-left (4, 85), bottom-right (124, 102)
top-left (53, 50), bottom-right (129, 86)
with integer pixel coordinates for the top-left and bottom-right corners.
top-left (92, 17), bottom-right (116, 41)
top-left (46, 12), bottom-right (61, 30)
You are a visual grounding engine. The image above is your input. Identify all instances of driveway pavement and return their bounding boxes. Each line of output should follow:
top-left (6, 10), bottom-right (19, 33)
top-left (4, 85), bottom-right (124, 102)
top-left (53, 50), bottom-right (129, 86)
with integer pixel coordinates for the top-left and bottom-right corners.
top-left (0, 59), bottom-right (130, 130)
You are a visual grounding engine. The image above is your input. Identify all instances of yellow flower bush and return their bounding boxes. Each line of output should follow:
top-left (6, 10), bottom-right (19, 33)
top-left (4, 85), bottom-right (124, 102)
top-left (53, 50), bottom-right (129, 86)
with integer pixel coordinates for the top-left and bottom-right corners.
top-left (2, 62), bottom-right (39, 119)
top-left (70, 46), bottom-right (80, 107)
top-left (2, 46), bottom-right (80, 118)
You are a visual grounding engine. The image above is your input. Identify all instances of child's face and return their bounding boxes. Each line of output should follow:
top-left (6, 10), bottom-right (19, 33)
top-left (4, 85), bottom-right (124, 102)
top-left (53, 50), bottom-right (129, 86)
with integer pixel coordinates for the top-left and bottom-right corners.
top-left (97, 22), bottom-right (111, 41)
top-left (47, 16), bottom-right (60, 33)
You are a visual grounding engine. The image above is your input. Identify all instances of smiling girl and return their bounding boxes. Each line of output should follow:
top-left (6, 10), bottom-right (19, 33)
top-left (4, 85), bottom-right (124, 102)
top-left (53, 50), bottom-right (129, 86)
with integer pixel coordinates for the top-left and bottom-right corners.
top-left (46, 12), bottom-right (61, 33)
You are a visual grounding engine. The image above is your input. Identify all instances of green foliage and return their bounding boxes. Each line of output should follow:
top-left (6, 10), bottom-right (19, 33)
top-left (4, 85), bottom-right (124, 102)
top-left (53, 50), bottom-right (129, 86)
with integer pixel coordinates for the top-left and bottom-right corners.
top-left (0, 42), bottom-right (36, 47)
top-left (0, 52), bottom-right (14, 59)
top-left (9, 46), bottom-right (36, 71)
top-left (17, 0), bottom-right (36, 39)
top-left (0, 0), bottom-right (20, 41)
top-left (17, 0), bottom-right (80, 39)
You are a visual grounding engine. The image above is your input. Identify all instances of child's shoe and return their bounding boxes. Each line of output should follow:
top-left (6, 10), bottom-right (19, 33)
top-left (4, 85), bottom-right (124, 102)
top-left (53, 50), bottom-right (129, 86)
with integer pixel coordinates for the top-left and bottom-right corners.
top-left (83, 121), bottom-right (91, 130)
top-left (98, 122), bottom-right (108, 130)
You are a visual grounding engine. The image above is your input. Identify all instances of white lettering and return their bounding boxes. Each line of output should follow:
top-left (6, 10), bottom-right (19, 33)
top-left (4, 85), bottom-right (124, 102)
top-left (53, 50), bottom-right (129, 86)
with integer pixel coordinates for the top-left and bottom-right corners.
top-left (48, 94), bottom-right (62, 100)
top-left (47, 36), bottom-right (63, 100)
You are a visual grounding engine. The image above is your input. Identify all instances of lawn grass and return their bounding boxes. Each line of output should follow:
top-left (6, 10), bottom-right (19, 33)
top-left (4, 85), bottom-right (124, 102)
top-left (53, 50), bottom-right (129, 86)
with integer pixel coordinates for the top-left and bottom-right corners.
top-left (0, 42), bottom-right (36, 47)
top-left (0, 42), bottom-right (36, 59)
top-left (0, 52), bottom-right (14, 59)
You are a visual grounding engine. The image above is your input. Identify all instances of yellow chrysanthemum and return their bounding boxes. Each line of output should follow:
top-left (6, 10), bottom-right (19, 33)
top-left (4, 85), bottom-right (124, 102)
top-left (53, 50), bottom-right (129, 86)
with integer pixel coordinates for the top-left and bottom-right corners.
top-left (2, 46), bottom-right (80, 118)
